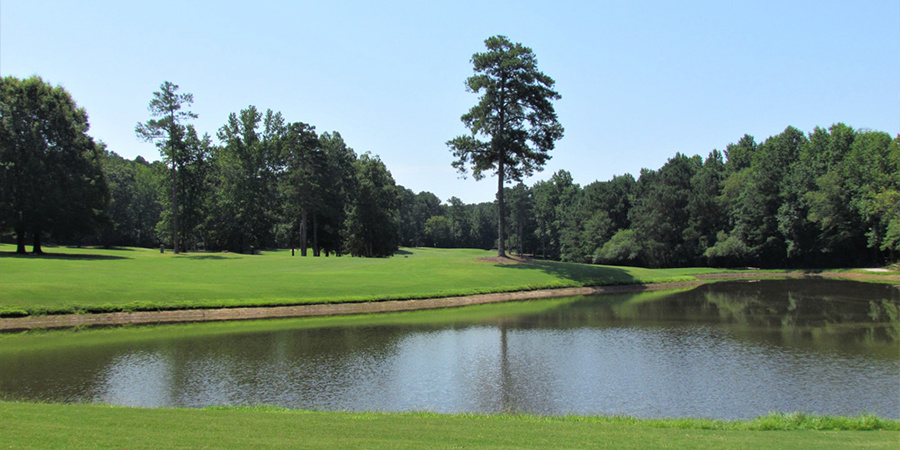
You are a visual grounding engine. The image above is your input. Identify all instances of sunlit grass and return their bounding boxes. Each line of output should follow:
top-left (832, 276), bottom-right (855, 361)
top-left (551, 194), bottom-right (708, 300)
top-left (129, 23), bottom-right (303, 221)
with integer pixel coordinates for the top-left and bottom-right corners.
top-left (0, 244), bottom-right (720, 316)
top-left (0, 401), bottom-right (896, 449)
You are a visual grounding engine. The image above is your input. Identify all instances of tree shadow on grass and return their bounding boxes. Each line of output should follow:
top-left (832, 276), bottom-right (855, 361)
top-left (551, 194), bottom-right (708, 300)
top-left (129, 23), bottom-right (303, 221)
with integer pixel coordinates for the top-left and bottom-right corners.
top-left (0, 251), bottom-right (131, 261)
top-left (181, 254), bottom-right (232, 260)
top-left (494, 259), bottom-right (639, 286)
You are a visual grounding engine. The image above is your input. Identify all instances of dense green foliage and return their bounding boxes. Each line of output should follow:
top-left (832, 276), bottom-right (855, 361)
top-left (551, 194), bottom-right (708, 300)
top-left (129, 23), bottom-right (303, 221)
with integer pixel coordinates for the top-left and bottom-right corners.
top-left (110, 89), bottom-right (397, 256)
top-left (404, 124), bottom-right (899, 268)
top-left (3, 77), bottom-right (400, 256)
top-left (0, 76), bottom-right (108, 254)
top-left (0, 402), bottom-right (896, 449)
top-left (0, 245), bottom-right (714, 316)
top-left (2, 75), bottom-right (896, 267)
top-left (514, 126), bottom-right (898, 268)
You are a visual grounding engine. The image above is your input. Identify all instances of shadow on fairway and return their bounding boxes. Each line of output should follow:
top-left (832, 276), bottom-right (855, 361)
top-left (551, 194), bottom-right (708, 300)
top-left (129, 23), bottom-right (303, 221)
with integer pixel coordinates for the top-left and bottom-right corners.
top-left (495, 260), bottom-right (639, 286)
top-left (181, 254), bottom-right (233, 260)
top-left (0, 251), bottom-right (131, 261)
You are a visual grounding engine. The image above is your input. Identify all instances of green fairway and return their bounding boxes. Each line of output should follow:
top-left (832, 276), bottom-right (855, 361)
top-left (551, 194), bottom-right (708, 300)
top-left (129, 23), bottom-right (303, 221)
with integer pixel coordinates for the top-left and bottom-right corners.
top-left (0, 244), bottom-right (719, 316)
top-left (0, 402), bottom-right (896, 449)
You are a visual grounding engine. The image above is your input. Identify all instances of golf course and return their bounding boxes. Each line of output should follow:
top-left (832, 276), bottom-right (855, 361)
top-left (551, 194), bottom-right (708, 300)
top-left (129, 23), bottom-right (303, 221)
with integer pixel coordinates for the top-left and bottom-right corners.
top-left (1, 245), bottom-right (898, 448)
top-left (0, 244), bottom-right (724, 317)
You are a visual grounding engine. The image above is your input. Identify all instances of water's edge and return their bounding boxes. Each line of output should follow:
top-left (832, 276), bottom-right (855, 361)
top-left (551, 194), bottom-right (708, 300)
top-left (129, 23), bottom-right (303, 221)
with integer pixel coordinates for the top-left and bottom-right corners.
top-left (0, 282), bottom-right (703, 331)
top-left (3, 271), bottom-right (896, 331)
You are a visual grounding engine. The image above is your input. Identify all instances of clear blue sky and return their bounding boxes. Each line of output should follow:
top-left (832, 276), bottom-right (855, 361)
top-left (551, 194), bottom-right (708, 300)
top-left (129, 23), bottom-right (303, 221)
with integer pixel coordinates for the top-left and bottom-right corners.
top-left (2, 0), bottom-right (897, 204)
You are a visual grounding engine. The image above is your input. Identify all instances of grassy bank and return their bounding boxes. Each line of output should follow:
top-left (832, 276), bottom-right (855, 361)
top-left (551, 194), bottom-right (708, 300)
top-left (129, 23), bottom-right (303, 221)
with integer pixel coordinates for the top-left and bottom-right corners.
top-left (0, 401), bottom-right (896, 449)
top-left (0, 244), bottom-right (720, 316)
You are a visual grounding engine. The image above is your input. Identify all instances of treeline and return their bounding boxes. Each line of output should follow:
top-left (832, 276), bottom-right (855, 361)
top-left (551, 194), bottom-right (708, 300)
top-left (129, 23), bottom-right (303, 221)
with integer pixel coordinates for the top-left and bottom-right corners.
top-left (3, 77), bottom-right (898, 266)
top-left (375, 125), bottom-right (900, 268)
top-left (2, 77), bottom-right (402, 257)
top-left (103, 112), bottom-right (400, 257)
top-left (490, 125), bottom-right (897, 268)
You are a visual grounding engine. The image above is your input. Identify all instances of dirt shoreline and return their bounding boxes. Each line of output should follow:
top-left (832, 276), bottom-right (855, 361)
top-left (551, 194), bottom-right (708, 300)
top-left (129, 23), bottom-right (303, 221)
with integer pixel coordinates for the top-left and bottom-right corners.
top-left (2, 271), bottom-right (896, 331)
top-left (0, 282), bottom-right (703, 331)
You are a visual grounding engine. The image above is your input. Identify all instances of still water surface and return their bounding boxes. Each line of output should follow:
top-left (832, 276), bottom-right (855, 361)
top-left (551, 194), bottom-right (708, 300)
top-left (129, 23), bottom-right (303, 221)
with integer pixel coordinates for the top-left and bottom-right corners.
top-left (1, 279), bottom-right (898, 419)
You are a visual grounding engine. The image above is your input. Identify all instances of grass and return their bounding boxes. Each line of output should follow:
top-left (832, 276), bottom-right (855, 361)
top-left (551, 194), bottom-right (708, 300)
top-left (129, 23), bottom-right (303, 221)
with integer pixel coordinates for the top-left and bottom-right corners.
top-left (0, 244), bottom-right (721, 316)
top-left (2, 248), bottom-right (897, 448)
top-left (0, 295), bottom-right (589, 353)
top-left (0, 401), bottom-right (896, 449)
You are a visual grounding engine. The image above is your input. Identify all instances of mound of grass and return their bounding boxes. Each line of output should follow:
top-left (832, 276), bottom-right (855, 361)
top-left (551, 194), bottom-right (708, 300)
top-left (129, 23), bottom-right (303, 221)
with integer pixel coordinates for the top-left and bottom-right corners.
top-left (0, 245), bottom-right (719, 316)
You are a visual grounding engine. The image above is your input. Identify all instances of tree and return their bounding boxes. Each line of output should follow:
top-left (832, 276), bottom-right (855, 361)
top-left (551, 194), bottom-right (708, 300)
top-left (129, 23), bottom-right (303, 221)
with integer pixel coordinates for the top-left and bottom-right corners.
top-left (571, 182), bottom-right (616, 263)
top-left (317, 131), bottom-right (358, 256)
top-left (397, 189), bottom-right (442, 247)
top-left (135, 81), bottom-right (197, 254)
top-left (627, 154), bottom-right (701, 267)
top-left (447, 35), bottom-right (564, 257)
top-left (345, 153), bottom-right (399, 257)
top-left (446, 197), bottom-right (470, 247)
top-left (100, 150), bottom-right (164, 248)
top-left (469, 202), bottom-right (498, 250)
top-left (735, 126), bottom-right (806, 265)
top-left (212, 106), bottom-right (282, 253)
top-left (685, 150), bottom-right (727, 259)
top-left (505, 183), bottom-right (535, 255)
top-left (840, 130), bottom-right (899, 262)
top-left (281, 121), bottom-right (321, 256)
top-left (534, 170), bottom-right (579, 262)
top-left (177, 125), bottom-right (213, 250)
top-left (423, 215), bottom-right (453, 247)
top-left (0, 76), bottom-right (108, 253)
top-left (724, 134), bottom-right (757, 173)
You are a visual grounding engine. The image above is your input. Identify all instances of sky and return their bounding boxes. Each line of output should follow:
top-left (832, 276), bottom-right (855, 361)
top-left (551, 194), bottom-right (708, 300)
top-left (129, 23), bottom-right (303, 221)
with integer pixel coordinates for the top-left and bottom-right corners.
top-left (2, 0), bottom-right (898, 204)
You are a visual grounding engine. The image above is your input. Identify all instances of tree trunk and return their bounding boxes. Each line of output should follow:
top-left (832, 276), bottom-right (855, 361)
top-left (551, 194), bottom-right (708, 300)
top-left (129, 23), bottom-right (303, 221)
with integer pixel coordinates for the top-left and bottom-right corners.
top-left (312, 214), bottom-right (319, 257)
top-left (32, 230), bottom-right (43, 254)
top-left (15, 228), bottom-right (26, 254)
top-left (300, 208), bottom-right (308, 257)
top-left (517, 217), bottom-right (524, 256)
top-left (496, 160), bottom-right (507, 258)
top-left (541, 221), bottom-right (547, 260)
top-left (172, 163), bottom-right (180, 254)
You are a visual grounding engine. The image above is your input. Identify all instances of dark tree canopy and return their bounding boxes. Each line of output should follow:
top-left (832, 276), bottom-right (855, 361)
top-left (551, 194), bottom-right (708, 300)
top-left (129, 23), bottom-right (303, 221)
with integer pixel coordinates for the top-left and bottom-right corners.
top-left (346, 152), bottom-right (399, 257)
top-left (448, 35), bottom-right (564, 257)
top-left (0, 76), bottom-right (108, 253)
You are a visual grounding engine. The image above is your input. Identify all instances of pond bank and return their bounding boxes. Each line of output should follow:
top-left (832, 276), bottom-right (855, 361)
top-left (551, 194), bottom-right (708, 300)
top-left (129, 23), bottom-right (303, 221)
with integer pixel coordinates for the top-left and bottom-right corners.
top-left (0, 281), bottom-right (704, 331)
top-left (2, 270), bottom-right (896, 331)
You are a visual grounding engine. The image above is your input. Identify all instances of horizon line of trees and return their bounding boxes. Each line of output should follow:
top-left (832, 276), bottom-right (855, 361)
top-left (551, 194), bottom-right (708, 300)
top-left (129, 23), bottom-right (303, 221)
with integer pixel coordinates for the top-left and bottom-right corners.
top-left (2, 77), bottom-right (401, 257)
top-left (3, 76), bottom-right (898, 267)
top-left (99, 122), bottom-right (898, 268)
top-left (396, 124), bottom-right (899, 268)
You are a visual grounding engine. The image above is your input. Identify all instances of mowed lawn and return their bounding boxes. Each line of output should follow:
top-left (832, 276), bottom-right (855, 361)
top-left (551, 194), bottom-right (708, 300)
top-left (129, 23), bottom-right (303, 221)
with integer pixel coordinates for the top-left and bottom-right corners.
top-left (0, 245), bottom-right (719, 315)
top-left (1, 402), bottom-right (896, 449)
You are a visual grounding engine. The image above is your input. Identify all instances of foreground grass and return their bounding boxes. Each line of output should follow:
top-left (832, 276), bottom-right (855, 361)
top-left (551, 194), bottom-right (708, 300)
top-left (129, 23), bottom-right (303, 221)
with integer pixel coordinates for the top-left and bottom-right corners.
top-left (0, 402), bottom-right (896, 449)
top-left (0, 245), bottom-right (720, 316)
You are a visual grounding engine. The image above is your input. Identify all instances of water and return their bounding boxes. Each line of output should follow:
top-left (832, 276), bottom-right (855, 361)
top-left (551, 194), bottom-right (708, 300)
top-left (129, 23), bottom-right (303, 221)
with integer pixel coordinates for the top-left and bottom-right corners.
top-left (1, 279), bottom-right (897, 419)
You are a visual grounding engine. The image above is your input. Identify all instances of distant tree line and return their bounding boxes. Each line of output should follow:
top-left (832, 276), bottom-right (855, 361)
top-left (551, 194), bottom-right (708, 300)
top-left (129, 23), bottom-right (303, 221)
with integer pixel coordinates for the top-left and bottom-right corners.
top-left (2, 76), bottom-right (897, 266)
top-left (490, 125), bottom-right (898, 268)
top-left (120, 83), bottom-right (401, 257)
top-left (2, 77), bottom-right (401, 257)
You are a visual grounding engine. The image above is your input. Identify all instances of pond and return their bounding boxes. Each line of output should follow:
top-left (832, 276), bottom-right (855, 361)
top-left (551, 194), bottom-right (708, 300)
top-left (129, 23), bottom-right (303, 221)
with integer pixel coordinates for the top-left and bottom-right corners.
top-left (1, 279), bottom-right (897, 419)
